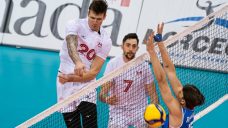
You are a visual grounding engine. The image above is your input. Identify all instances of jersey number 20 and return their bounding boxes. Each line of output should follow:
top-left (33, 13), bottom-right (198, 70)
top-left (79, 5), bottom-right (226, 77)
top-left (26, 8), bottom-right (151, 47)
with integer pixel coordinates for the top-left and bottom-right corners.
top-left (78, 44), bottom-right (96, 60)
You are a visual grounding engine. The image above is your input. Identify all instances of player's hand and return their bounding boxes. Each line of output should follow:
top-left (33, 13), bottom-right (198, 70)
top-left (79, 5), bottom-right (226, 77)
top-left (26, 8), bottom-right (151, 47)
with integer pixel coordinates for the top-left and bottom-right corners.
top-left (74, 61), bottom-right (86, 77)
top-left (157, 22), bottom-right (164, 34)
top-left (58, 73), bottom-right (69, 84)
top-left (146, 31), bottom-right (155, 53)
top-left (106, 95), bottom-right (118, 105)
top-left (154, 23), bottom-right (164, 42)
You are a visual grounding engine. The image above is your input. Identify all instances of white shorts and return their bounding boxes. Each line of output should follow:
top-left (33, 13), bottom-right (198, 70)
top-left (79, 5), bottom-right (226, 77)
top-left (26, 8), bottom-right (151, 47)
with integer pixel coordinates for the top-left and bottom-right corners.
top-left (56, 74), bottom-right (96, 113)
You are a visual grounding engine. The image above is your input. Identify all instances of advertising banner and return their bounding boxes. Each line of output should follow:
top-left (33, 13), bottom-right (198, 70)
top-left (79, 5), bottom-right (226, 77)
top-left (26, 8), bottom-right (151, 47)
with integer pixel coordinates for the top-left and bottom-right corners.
top-left (0, 0), bottom-right (7, 44)
top-left (0, 0), bottom-right (227, 72)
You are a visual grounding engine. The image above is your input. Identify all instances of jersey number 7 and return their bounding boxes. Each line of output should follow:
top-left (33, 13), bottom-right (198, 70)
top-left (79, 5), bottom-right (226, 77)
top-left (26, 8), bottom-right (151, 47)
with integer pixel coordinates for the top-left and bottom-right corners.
top-left (123, 80), bottom-right (133, 92)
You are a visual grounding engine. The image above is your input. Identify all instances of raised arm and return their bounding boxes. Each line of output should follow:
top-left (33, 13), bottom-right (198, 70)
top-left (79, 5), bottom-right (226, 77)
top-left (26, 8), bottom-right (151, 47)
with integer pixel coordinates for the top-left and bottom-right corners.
top-left (66, 35), bottom-right (86, 76)
top-left (146, 29), bottom-right (181, 117)
top-left (156, 23), bottom-right (183, 97)
top-left (146, 32), bottom-right (173, 106)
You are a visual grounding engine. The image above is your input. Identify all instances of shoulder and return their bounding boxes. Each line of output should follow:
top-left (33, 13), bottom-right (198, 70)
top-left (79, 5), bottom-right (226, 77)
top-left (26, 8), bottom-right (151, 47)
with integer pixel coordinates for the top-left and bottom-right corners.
top-left (106, 56), bottom-right (122, 68)
top-left (136, 61), bottom-right (150, 71)
top-left (66, 18), bottom-right (85, 27)
top-left (66, 19), bottom-right (77, 26)
top-left (100, 26), bottom-right (108, 36)
top-left (109, 56), bottom-right (122, 64)
top-left (181, 108), bottom-right (194, 127)
top-left (100, 28), bottom-right (112, 45)
top-left (183, 107), bottom-right (194, 116)
top-left (105, 56), bottom-right (125, 75)
top-left (78, 18), bottom-right (87, 25)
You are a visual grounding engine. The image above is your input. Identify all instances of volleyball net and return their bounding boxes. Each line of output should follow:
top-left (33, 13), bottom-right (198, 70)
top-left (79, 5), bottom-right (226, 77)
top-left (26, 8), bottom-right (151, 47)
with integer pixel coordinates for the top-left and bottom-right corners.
top-left (16, 5), bottom-right (228, 128)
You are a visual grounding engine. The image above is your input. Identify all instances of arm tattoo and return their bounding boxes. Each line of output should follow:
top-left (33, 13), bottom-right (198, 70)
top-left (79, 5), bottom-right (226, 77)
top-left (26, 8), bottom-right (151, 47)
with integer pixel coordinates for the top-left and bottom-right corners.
top-left (66, 35), bottom-right (81, 64)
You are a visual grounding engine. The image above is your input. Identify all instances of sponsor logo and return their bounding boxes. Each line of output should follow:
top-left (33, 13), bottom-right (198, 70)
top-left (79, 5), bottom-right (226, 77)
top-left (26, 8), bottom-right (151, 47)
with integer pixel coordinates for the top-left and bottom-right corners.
top-left (98, 42), bottom-right (102, 48)
top-left (165, 0), bottom-right (225, 28)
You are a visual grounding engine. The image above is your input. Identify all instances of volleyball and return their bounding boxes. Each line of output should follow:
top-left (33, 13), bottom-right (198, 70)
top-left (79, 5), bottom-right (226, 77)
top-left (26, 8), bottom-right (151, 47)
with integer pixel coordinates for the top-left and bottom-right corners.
top-left (144, 104), bottom-right (166, 128)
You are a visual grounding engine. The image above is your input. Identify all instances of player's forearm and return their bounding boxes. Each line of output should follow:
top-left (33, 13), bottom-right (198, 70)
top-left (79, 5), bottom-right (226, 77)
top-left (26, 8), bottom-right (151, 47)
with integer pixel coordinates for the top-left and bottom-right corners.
top-left (67, 56), bottom-right (104, 82)
top-left (67, 71), bottom-right (97, 82)
top-left (158, 42), bottom-right (183, 94)
top-left (157, 42), bottom-right (175, 73)
top-left (149, 50), bottom-right (166, 84)
top-left (66, 35), bottom-right (82, 64)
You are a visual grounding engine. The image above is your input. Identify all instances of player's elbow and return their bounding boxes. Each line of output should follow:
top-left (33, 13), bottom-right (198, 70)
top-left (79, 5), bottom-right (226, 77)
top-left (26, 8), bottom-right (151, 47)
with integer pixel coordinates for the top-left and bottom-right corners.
top-left (164, 64), bottom-right (176, 73)
top-left (157, 79), bottom-right (167, 89)
top-left (156, 72), bottom-right (167, 84)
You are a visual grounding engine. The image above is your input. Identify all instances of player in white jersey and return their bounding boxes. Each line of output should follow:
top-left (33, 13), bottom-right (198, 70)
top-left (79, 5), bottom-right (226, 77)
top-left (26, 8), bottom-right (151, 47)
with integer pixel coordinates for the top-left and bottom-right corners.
top-left (99, 33), bottom-right (158, 128)
top-left (57, 1), bottom-right (111, 128)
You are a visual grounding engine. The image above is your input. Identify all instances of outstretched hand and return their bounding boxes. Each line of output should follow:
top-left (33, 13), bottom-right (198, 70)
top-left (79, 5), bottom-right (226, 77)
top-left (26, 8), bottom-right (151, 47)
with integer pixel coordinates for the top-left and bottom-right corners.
top-left (146, 31), bottom-right (155, 54)
top-left (146, 23), bottom-right (164, 53)
top-left (154, 22), bottom-right (164, 42)
top-left (157, 22), bottom-right (164, 34)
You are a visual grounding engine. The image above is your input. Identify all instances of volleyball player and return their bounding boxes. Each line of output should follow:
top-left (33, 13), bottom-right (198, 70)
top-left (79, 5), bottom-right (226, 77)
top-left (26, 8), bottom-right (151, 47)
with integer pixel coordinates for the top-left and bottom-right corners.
top-left (146, 23), bottom-right (205, 128)
top-left (57, 1), bottom-right (112, 128)
top-left (100, 33), bottom-right (158, 128)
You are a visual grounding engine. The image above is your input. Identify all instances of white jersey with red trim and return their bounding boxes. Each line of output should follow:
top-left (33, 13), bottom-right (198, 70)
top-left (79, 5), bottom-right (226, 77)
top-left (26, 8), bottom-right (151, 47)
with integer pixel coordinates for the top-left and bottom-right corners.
top-left (104, 56), bottom-right (154, 110)
top-left (57, 18), bottom-right (112, 111)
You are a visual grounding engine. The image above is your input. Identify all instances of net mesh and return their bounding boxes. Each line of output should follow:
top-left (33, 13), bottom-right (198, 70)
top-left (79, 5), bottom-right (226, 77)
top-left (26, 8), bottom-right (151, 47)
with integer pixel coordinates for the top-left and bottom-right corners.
top-left (162, 4), bottom-right (228, 115)
top-left (17, 5), bottom-right (228, 128)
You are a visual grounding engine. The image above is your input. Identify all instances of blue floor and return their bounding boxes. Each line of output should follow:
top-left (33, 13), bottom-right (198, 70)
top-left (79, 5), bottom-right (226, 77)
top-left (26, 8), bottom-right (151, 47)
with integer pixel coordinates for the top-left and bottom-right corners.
top-left (0, 45), bottom-right (227, 128)
top-left (194, 100), bottom-right (228, 128)
top-left (0, 46), bottom-right (58, 128)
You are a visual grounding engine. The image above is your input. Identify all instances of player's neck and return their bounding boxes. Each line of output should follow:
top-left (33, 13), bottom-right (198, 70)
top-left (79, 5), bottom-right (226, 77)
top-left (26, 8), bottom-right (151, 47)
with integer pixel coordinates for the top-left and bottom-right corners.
top-left (123, 56), bottom-right (131, 63)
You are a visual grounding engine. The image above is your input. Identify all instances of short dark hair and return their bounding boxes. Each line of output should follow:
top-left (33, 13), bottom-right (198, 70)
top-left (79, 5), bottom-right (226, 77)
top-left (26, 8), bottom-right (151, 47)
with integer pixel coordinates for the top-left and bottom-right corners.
top-left (89, 0), bottom-right (108, 14)
top-left (183, 84), bottom-right (205, 110)
top-left (122, 33), bottom-right (139, 45)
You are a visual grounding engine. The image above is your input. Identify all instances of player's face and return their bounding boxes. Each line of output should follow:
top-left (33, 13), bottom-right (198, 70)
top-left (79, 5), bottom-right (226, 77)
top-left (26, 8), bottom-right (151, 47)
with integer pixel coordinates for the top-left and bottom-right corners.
top-left (122, 39), bottom-right (139, 60)
top-left (88, 10), bottom-right (106, 32)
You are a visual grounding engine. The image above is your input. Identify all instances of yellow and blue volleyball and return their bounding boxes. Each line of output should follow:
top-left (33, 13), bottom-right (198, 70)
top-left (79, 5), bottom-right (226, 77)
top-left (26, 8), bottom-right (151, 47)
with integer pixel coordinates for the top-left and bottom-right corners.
top-left (144, 104), bottom-right (166, 128)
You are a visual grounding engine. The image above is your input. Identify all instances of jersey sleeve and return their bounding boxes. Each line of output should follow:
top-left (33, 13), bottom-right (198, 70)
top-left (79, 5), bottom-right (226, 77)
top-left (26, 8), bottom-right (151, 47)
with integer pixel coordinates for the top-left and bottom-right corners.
top-left (145, 61), bottom-right (154, 84)
top-left (104, 59), bottom-right (116, 84)
top-left (96, 37), bottom-right (112, 60)
top-left (65, 19), bottom-right (80, 37)
top-left (104, 60), bottom-right (113, 75)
